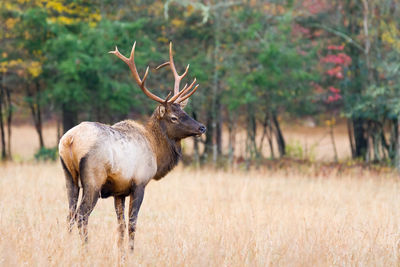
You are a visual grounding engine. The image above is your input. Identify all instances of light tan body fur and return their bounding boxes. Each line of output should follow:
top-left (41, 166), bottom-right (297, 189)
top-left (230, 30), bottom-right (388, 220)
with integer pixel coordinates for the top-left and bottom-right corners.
top-left (59, 120), bottom-right (157, 196)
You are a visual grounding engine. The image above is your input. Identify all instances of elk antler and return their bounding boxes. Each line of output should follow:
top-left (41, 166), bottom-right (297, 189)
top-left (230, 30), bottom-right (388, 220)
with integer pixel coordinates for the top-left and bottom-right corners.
top-left (155, 42), bottom-right (199, 103)
top-left (109, 42), bottom-right (165, 103)
top-left (110, 42), bottom-right (199, 104)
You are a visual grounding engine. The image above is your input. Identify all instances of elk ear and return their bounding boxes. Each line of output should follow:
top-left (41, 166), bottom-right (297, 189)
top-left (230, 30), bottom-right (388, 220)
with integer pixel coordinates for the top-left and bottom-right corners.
top-left (157, 105), bottom-right (166, 118)
top-left (179, 99), bottom-right (188, 109)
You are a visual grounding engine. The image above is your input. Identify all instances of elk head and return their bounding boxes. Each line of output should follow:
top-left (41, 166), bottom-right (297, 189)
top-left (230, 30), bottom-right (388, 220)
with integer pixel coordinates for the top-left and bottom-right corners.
top-left (109, 42), bottom-right (206, 140)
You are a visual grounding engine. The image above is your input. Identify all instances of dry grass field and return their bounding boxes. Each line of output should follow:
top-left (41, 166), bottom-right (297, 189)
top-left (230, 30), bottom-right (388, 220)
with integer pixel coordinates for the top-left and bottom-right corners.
top-left (1, 124), bottom-right (400, 266)
top-left (1, 164), bottom-right (400, 266)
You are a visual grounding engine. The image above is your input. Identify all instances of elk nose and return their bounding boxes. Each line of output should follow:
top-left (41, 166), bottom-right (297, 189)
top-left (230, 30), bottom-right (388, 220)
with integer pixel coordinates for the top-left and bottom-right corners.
top-left (199, 125), bottom-right (206, 134)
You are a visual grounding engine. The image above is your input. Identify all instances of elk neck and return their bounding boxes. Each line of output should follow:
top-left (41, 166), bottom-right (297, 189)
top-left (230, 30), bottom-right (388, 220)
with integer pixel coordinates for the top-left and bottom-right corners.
top-left (146, 115), bottom-right (182, 180)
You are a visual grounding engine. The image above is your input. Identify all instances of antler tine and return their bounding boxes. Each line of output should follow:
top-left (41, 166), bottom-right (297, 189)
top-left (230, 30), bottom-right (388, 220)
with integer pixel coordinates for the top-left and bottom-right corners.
top-left (142, 66), bottom-right (149, 84)
top-left (181, 78), bottom-right (196, 96)
top-left (110, 42), bottom-right (165, 103)
top-left (164, 91), bottom-right (173, 102)
top-left (169, 43), bottom-right (177, 75)
top-left (169, 42), bottom-right (191, 95)
top-left (155, 61), bottom-right (170, 70)
top-left (180, 64), bottom-right (190, 79)
top-left (169, 42), bottom-right (179, 95)
top-left (177, 84), bottom-right (199, 103)
top-left (129, 41), bottom-right (136, 59)
top-left (169, 78), bottom-right (197, 103)
top-left (169, 84), bottom-right (190, 101)
top-left (109, 46), bottom-right (129, 64)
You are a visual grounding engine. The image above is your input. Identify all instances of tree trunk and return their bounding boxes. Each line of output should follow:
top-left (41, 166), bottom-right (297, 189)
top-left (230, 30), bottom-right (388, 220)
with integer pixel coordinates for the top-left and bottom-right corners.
top-left (26, 82), bottom-right (45, 148)
top-left (371, 122), bottom-right (381, 162)
top-left (272, 112), bottom-right (285, 157)
top-left (267, 112), bottom-right (275, 159)
top-left (347, 119), bottom-right (356, 158)
top-left (246, 107), bottom-right (258, 159)
top-left (0, 87), bottom-right (6, 160)
top-left (228, 123), bottom-right (236, 169)
top-left (202, 109), bottom-right (214, 161)
top-left (216, 97), bottom-right (222, 156)
top-left (329, 120), bottom-right (338, 162)
top-left (257, 113), bottom-right (269, 158)
top-left (0, 87), bottom-right (7, 160)
top-left (211, 7), bottom-right (222, 165)
top-left (57, 114), bottom-right (62, 142)
top-left (62, 104), bottom-right (78, 134)
top-left (352, 117), bottom-right (368, 159)
top-left (35, 81), bottom-right (44, 148)
top-left (192, 111), bottom-right (200, 168)
top-left (5, 87), bottom-right (12, 159)
top-left (389, 118), bottom-right (398, 161)
top-left (346, 0), bottom-right (368, 160)
top-left (226, 112), bottom-right (236, 169)
top-left (396, 115), bottom-right (400, 172)
top-left (380, 128), bottom-right (390, 160)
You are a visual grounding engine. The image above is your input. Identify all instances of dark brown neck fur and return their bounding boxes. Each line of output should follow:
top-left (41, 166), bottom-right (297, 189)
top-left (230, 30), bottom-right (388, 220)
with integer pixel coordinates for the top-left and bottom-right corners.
top-left (146, 115), bottom-right (181, 180)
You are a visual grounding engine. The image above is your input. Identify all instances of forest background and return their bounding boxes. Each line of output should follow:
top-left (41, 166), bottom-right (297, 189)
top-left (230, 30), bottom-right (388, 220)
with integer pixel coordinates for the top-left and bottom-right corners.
top-left (1, 0), bottom-right (400, 169)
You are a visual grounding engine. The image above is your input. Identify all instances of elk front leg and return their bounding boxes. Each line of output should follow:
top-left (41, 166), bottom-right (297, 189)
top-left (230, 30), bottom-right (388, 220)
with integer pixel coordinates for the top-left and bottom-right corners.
top-left (128, 184), bottom-right (145, 251)
top-left (114, 196), bottom-right (126, 247)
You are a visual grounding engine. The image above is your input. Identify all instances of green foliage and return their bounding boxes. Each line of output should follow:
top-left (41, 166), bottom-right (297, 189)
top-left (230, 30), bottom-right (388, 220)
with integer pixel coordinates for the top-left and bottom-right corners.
top-left (225, 7), bottom-right (320, 117)
top-left (2, 0), bottom-right (399, 165)
top-left (285, 141), bottom-right (304, 159)
top-left (34, 147), bottom-right (58, 162)
top-left (44, 18), bottom-right (153, 120)
top-left (285, 140), bottom-right (316, 161)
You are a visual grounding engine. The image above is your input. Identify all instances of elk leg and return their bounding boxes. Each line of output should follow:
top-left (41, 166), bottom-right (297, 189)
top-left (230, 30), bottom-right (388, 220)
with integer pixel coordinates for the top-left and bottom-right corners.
top-left (76, 186), bottom-right (99, 243)
top-left (128, 184), bottom-right (145, 251)
top-left (60, 157), bottom-right (80, 232)
top-left (114, 196), bottom-right (126, 247)
top-left (66, 178), bottom-right (80, 232)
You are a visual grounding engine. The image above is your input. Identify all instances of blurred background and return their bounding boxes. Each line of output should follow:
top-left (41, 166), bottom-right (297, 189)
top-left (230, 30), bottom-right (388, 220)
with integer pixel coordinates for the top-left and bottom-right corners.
top-left (0, 0), bottom-right (399, 169)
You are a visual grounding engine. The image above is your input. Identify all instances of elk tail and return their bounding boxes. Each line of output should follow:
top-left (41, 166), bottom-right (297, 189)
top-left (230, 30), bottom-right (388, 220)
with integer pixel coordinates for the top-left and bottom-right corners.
top-left (59, 135), bottom-right (79, 186)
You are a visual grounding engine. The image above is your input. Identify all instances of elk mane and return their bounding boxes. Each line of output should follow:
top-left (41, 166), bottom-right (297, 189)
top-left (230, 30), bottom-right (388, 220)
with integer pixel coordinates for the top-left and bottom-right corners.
top-left (146, 113), bottom-right (182, 180)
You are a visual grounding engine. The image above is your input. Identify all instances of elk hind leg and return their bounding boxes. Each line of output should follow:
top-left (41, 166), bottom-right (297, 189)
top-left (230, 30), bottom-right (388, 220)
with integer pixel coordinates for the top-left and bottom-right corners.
top-left (76, 185), bottom-right (99, 243)
top-left (76, 156), bottom-right (102, 243)
top-left (114, 196), bottom-right (126, 247)
top-left (60, 157), bottom-right (80, 232)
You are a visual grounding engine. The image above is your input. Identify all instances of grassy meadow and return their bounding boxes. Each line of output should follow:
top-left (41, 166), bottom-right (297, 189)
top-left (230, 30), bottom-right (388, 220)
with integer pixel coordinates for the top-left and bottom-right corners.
top-left (1, 124), bottom-right (400, 266)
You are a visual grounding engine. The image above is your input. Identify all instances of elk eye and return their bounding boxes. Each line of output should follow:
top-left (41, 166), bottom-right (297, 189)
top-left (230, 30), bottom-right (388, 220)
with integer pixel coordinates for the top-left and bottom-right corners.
top-left (171, 116), bottom-right (178, 123)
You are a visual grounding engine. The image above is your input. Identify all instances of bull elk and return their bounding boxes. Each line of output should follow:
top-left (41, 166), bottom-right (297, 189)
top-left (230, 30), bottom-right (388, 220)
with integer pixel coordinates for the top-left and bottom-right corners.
top-left (58, 42), bottom-right (206, 251)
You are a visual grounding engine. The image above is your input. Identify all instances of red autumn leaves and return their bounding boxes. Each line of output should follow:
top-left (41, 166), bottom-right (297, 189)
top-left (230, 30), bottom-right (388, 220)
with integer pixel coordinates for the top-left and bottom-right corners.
top-left (327, 86), bottom-right (342, 102)
top-left (319, 44), bottom-right (351, 103)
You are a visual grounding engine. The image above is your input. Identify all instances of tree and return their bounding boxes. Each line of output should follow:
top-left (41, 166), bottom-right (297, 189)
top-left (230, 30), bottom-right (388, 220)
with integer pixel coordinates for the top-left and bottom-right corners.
top-left (225, 4), bottom-right (319, 160)
top-left (298, 0), bottom-right (400, 164)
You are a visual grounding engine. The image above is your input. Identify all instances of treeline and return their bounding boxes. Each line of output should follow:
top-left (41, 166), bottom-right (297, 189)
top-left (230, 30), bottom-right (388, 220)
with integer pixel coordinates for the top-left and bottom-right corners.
top-left (0, 0), bottom-right (399, 167)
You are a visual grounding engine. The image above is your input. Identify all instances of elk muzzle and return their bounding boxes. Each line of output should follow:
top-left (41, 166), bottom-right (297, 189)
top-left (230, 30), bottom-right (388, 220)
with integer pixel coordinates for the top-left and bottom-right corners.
top-left (198, 125), bottom-right (206, 134)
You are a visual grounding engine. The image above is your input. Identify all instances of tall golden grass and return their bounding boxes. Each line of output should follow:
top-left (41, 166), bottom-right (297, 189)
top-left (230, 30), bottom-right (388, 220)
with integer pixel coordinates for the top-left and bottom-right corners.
top-left (1, 162), bottom-right (400, 266)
